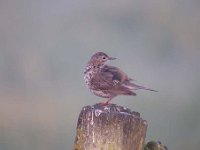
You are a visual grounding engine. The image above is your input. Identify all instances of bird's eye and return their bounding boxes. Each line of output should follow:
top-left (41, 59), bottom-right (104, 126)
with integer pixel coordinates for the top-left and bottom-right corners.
top-left (103, 57), bottom-right (106, 59)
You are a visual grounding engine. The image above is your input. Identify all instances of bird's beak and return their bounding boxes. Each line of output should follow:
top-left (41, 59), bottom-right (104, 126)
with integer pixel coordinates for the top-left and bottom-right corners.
top-left (108, 57), bottom-right (116, 60)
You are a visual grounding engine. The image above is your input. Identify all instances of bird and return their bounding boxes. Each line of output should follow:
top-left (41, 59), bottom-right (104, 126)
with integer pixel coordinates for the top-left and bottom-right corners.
top-left (84, 52), bottom-right (157, 105)
top-left (144, 141), bottom-right (168, 150)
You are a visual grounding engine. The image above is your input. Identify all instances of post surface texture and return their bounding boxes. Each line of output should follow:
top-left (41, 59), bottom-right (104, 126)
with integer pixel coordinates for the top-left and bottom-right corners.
top-left (74, 104), bottom-right (147, 150)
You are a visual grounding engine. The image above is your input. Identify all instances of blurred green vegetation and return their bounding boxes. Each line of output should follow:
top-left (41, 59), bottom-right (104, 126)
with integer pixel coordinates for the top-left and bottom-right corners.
top-left (0, 0), bottom-right (200, 150)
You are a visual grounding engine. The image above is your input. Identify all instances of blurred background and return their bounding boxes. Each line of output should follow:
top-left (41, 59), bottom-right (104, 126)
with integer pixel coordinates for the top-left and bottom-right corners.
top-left (0, 0), bottom-right (200, 149)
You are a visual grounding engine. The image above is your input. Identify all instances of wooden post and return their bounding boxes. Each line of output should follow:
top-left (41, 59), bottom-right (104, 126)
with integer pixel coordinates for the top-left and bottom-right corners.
top-left (74, 104), bottom-right (147, 150)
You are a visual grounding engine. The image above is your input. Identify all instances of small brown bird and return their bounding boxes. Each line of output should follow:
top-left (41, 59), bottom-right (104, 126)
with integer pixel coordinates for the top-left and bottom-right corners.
top-left (84, 52), bottom-right (157, 105)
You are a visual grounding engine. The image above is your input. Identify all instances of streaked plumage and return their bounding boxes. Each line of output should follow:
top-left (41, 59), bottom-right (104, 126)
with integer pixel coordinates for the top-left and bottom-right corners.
top-left (84, 52), bottom-right (157, 104)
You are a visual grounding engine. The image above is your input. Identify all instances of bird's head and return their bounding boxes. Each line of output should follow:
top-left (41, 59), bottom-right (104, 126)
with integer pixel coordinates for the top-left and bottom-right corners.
top-left (90, 52), bottom-right (116, 66)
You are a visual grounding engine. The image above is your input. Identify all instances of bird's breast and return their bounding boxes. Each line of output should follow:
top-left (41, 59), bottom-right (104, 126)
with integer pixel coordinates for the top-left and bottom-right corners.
top-left (84, 68), bottom-right (95, 87)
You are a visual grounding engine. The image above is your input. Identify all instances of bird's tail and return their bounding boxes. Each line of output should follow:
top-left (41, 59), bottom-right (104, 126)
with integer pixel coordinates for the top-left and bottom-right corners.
top-left (123, 82), bottom-right (158, 92)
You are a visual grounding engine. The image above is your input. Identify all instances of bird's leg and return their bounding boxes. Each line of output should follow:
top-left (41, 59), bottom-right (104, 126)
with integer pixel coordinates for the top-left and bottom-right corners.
top-left (98, 98), bottom-right (112, 106)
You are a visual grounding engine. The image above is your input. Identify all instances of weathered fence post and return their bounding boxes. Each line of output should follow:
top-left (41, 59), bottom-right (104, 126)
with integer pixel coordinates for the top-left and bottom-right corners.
top-left (74, 103), bottom-right (147, 150)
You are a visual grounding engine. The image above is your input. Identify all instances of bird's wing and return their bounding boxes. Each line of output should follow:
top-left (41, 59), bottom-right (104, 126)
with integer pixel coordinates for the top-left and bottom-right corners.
top-left (90, 65), bottom-right (136, 96)
top-left (91, 65), bottom-right (128, 90)
top-left (101, 65), bottom-right (128, 83)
